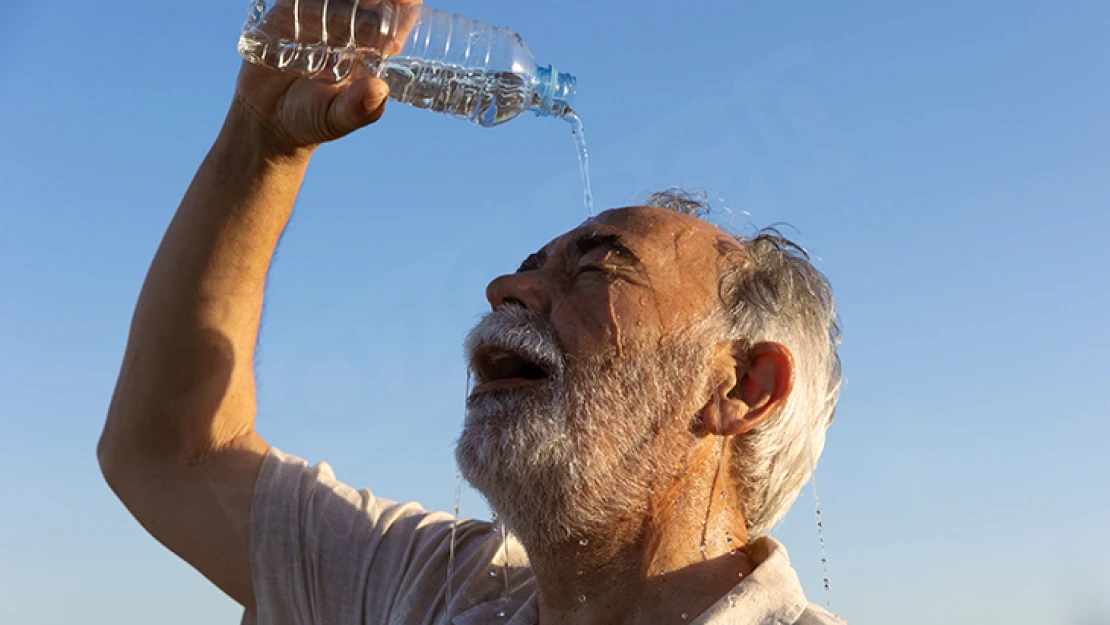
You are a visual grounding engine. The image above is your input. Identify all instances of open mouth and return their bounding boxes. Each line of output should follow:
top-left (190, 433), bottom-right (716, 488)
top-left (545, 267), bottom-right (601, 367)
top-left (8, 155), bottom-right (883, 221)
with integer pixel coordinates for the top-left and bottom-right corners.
top-left (472, 345), bottom-right (552, 393)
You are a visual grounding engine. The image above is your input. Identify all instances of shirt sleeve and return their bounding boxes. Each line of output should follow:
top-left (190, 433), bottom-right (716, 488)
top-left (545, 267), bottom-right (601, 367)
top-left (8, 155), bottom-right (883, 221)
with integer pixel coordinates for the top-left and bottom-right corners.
top-left (241, 446), bottom-right (460, 625)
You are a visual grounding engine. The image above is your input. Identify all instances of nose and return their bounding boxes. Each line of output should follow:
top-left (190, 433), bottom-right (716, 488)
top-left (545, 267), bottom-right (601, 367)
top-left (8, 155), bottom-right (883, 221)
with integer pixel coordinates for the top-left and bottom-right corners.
top-left (485, 272), bottom-right (551, 316)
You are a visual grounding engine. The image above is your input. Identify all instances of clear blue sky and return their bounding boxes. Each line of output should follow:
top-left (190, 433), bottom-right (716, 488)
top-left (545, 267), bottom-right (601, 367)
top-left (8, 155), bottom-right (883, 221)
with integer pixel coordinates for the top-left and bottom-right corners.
top-left (1, 1), bottom-right (1108, 623)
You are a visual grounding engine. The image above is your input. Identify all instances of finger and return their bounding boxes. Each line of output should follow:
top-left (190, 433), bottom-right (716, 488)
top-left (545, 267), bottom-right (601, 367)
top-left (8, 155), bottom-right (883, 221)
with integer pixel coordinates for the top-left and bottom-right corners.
top-left (327, 77), bottom-right (390, 137)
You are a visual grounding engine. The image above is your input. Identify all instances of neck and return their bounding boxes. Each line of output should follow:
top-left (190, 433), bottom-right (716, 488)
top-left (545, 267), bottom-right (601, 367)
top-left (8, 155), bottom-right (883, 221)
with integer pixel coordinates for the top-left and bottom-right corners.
top-left (523, 438), bottom-right (755, 625)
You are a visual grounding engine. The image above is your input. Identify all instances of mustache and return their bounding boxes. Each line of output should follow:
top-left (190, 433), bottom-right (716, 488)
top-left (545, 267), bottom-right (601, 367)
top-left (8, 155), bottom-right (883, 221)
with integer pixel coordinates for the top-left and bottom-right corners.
top-left (464, 305), bottom-right (566, 379)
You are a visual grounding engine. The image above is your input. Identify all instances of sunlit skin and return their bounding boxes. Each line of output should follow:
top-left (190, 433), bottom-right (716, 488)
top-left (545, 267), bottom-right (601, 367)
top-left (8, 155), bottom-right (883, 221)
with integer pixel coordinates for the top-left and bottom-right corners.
top-left (484, 207), bottom-right (797, 624)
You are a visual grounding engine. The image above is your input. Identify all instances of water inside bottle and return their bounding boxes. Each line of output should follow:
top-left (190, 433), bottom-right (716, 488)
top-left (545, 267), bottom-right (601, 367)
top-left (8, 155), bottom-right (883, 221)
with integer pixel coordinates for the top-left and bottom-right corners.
top-left (564, 111), bottom-right (594, 215)
top-left (381, 62), bottom-right (535, 127)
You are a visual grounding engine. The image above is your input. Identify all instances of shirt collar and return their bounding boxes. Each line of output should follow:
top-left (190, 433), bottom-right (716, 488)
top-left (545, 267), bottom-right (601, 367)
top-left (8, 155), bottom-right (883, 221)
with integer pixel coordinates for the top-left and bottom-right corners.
top-left (453, 537), bottom-right (809, 625)
top-left (690, 536), bottom-right (809, 625)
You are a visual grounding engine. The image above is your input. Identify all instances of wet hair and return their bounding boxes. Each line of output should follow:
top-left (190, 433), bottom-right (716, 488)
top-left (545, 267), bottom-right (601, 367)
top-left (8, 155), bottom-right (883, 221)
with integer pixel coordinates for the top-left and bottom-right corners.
top-left (643, 188), bottom-right (843, 537)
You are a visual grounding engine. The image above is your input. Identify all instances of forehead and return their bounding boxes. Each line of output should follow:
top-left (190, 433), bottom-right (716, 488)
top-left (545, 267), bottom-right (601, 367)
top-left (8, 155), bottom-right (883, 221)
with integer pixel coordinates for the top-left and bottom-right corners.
top-left (547, 206), bottom-right (741, 259)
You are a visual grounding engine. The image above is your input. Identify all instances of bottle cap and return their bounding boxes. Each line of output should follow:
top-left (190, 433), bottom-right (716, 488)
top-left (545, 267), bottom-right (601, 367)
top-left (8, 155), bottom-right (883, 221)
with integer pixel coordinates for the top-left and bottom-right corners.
top-left (535, 65), bottom-right (577, 118)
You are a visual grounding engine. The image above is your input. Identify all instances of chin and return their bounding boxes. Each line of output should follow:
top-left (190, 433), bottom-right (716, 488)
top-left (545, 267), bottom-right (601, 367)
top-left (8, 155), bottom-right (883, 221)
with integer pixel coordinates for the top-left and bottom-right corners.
top-left (456, 392), bottom-right (575, 548)
top-left (455, 388), bottom-right (653, 551)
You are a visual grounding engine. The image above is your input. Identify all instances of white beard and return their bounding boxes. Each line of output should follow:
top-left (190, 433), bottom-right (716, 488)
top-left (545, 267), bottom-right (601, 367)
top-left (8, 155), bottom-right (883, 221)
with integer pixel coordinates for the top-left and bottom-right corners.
top-left (455, 306), bottom-right (710, 551)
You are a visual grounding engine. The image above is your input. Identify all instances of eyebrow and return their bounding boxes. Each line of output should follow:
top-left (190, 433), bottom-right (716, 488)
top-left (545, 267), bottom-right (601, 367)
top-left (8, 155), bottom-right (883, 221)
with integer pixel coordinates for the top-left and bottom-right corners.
top-left (572, 233), bottom-right (641, 266)
top-left (515, 232), bottom-right (642, 274)
top-left (517, 249), bottom-right (548, 273)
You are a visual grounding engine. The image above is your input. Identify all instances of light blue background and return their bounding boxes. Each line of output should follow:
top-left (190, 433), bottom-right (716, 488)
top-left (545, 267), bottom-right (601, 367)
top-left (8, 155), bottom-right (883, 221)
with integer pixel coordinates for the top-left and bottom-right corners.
top-left (1, 1), bottom-right (1107, 623)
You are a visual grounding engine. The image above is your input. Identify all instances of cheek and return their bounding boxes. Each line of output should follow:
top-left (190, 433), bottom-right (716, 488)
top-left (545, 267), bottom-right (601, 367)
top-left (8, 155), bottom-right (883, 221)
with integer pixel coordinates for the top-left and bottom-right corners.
top-left (551, 282), bottom-right (661, 355)
top-left (550, 292), bottom-right (615, 356)
top-left (652, 283), bottom-right (713, 335)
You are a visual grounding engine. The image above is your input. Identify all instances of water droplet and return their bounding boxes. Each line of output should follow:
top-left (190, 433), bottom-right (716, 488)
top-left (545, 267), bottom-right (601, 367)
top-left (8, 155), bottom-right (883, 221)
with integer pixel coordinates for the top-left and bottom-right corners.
top-left (805, 422), bottom-right (832, 609)
top-left (681, 613), bottom-right (688, 620)
top-left (490, 570), bottom-right (498, 577)
top-left (577, 570), bottom-right (584, 576)
top-left (447, 469), bottom-right (463, 608)
top-left (579, 538), bottom-right (589, 547)
top-left (729, 549), bottom-right (737, 556)
top-left (578, 594), bottom-right (586, 603)
top-left (497, 611), bottom-right (505, 618)
top-left (698, 544), bottom-right (707, 553)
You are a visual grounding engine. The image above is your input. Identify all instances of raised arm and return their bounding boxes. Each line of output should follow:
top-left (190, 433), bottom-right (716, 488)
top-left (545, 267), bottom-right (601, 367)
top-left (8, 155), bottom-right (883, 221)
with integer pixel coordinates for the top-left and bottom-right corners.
top-left (96, 58), bottom-right (394, 611)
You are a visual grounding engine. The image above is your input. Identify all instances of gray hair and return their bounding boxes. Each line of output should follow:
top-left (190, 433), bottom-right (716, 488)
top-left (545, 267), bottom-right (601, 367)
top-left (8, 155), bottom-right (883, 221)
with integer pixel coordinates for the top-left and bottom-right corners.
top-left (644, 189), bottom-right (843, 537)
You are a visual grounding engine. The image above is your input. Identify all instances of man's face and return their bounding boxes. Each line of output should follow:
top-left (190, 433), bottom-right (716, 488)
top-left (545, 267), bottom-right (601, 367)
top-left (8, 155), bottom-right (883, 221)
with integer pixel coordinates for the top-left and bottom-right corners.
top-left (456, 207), bottom-right (740, 548)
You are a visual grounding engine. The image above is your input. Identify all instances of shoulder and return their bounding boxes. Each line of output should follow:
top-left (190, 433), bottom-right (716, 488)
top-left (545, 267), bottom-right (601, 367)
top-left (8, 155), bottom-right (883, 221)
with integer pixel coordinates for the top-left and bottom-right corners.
top-left (796, 603), bottom-right (848, 624)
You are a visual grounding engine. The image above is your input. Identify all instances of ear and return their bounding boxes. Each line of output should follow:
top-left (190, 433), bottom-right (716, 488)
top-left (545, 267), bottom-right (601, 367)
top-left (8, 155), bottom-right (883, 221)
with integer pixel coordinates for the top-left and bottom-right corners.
top-left (699, 342), bottom-right (794, 437)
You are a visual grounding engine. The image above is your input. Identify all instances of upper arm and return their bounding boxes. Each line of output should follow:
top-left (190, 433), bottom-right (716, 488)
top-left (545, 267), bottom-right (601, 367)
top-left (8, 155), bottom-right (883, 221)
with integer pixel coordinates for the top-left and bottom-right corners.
top-left (100, 430), bottom-right (269, 612)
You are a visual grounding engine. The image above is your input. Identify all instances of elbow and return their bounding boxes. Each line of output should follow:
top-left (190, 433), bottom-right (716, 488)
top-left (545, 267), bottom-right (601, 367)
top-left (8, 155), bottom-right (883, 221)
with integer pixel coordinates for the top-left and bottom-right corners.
top-left (96, 417), bottom-right (144, 491)
top-left (97, 414), bottom-right (204, 490)
top-left (97, 427), bottom-right (155, 506)
top-left (97, 428), bottom-right (123, 490)
top-left (98, 390), bottom-right (136, 488)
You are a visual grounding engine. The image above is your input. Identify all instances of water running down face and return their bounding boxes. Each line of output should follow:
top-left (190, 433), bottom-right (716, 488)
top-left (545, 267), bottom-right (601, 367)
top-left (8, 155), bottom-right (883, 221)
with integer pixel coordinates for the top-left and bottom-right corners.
top-left (455, 207), bottom-right (744, 551)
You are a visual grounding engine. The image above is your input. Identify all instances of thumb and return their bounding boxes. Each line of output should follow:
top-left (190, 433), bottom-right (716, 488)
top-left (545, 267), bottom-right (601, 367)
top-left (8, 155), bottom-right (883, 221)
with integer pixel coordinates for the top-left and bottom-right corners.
top-left (327, 77), bottom-right (390, 138)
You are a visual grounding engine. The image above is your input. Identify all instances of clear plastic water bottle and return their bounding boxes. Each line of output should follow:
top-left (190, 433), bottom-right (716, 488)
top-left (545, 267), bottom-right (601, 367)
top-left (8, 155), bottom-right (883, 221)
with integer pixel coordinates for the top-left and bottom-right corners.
top-left (238, 0), bottom-right (577, 127)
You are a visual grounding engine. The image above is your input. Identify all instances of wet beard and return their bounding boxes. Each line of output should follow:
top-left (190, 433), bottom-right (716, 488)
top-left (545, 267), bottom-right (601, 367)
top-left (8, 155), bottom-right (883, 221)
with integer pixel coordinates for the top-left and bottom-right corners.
top-left (455, 339), bottom-right (709, 553)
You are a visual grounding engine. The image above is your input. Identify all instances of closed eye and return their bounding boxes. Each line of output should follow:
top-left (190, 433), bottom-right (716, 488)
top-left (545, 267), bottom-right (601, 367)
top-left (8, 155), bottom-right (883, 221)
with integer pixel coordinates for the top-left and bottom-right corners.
top-left (576, 265), bottom-right (606, 275)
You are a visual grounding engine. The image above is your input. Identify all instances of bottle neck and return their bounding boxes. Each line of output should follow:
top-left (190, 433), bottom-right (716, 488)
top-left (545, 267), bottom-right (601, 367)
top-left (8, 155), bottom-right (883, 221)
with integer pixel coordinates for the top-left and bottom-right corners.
top-left (531, 65), bottom-right (577, 118)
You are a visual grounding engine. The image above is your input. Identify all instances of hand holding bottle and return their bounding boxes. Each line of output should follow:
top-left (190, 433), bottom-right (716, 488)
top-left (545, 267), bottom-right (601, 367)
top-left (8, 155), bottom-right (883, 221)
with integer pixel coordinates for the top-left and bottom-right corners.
top-left (232, 0), bottom-right (423, 155)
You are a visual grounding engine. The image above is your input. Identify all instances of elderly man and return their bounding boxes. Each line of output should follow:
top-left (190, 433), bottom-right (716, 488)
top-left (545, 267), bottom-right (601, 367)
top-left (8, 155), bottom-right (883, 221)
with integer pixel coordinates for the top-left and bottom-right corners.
top-left (98, 52), bottom-right (845, 625)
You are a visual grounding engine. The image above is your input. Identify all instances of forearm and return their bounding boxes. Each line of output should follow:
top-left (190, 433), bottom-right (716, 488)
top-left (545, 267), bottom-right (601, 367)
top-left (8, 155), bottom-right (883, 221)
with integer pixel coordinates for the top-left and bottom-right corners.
top-left (101, 99), bottom-right (313, 467)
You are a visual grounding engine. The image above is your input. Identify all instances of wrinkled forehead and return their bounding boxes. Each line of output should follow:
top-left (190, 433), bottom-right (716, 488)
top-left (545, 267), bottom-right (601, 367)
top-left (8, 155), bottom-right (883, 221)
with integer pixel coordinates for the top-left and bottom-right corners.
top-left (545, 206), bottom-right (743, 260)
